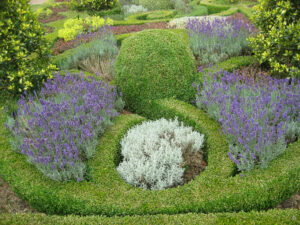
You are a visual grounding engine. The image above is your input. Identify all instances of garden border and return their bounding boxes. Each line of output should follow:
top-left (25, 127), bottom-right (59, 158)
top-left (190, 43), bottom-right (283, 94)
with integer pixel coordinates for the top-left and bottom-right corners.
top-left (0, 209), bottom-right (299, 225)
top-left (0, 98), bottom-right (299, 216)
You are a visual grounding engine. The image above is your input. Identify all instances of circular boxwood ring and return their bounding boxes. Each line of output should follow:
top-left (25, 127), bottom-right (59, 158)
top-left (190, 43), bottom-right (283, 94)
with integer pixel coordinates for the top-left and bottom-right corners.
top-left (0, 99), bottom-right (299, 216)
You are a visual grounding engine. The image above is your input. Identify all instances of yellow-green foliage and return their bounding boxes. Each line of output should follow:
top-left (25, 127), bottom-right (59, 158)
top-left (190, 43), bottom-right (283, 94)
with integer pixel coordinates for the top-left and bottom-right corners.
top-left (248, 0), bottom-right (300, 77)
top-left (70, 0), bottom-right (118, 11)
top-left (0, 0), bottom-right (56, 94)
top-left (35, 8), bottom-right (53, 18)
top-left (85, 16), bottom-right (114, 30)
top-left (58, 16), bottom-right (114, 41)
top-left (58, 18), bottom-right (85, 41)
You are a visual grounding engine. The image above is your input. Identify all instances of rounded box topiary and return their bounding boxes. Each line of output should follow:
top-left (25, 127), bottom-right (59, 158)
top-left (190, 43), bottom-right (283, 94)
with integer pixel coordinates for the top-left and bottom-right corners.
top-left (115, 29), bottom-right (196, 113)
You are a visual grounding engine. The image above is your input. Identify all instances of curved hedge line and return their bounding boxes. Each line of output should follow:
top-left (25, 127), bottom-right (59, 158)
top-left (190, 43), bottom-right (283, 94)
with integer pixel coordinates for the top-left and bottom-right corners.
top-left (0, 98), bottom-right (299, 216)
top-left (1, 209), bottom-right (299, 225)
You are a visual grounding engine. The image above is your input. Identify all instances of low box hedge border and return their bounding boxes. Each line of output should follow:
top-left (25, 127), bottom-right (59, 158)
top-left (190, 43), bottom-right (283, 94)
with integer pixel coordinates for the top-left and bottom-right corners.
top-left (0, 209), bottom-right (299, 225)
top-left (0, 98), bottom-right (299, 216)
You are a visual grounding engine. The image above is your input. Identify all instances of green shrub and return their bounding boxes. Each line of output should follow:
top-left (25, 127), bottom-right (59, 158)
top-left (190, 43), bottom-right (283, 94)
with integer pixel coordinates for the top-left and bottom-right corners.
top-left (248, 0), bottom-right (300, 77)
top-left (139, 0), bottom-right (172, 10)
top-left (58, 18), bottom-right (85, 41)
top-left (0, 0), bottom-right (56, 94)
top-left (115, 29), bottom-right (196, 113)
top-left (70, 0), bottom-right (118, 11)
top-left (201, 3), bottom-right (229, 14)
top-left (143, 10), bottom-right (176, 20)
top-left (89, 5), bottom-right (122, 17)
top-left (58, 16), bottom-right (114, 41)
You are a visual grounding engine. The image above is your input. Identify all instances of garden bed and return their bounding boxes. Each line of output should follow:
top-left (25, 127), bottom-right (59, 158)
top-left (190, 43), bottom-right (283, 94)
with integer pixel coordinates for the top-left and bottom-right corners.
top-left (1, 99), bottom-right (299, 216)
top-left (1, 0), bottom-right (299, 223)
top-left (38, 4), bottom-right (68, 23)
top-left (51, 22), bottom-right (171, 55)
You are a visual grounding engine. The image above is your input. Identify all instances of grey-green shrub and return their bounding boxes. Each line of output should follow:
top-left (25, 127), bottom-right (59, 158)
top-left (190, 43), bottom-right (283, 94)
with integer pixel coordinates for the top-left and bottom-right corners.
top-left (59, 32), bottom-right (118, 81)
top-left (122, 4), bottom-right (148, 16)
top-left (171, 0), bottom-right (189, 13)
top-left (117, 118), bottom-right (205, 190)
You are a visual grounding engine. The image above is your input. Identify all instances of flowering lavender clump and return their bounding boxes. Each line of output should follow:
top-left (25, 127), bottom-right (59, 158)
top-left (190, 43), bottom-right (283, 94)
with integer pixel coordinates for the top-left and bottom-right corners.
top-left (186, 17), bottom-right (255, 65)
top-left (6, 72), bottom-right (124, 181)
top-left (195, 69), bottom-right (300, 172)
top-left (66, 25), bottom-right (114, 53)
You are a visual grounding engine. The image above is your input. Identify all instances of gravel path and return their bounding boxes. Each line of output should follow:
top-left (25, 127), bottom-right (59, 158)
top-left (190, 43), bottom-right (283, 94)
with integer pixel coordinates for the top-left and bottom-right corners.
top-left (30, 0), bottom-right (47, 4)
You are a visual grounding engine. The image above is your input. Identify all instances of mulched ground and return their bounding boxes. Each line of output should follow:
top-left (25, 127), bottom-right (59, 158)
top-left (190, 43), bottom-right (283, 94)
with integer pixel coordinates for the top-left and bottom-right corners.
top-left (112, 22), bottom-right (169, 35)
top-left (51, 22), bottom-right (170, 55)
top-left (276, 193), bottom-right (300, 210)
top-left (0, 176), bottom-right (36, 214)
top-left (38, 4), bottom-right (69, 24)
top-left (43, 25), bottom-right (55, 34)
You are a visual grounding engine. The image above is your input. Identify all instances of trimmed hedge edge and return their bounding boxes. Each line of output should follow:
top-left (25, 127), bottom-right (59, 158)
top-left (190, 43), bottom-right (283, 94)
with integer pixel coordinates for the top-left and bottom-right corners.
top-left (0, 209), bottom-right (300, 225)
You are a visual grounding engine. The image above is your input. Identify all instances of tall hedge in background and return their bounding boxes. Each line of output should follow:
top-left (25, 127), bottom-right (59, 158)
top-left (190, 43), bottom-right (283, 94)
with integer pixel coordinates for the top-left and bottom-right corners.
top-left (70, 0), bottom-right (118, 11)
top-left (139, 0), bottom-right (172, 10)
top-left (249, 0), bottom-right (300, 78)
top-left (0, 0), bottom-right (56, 94)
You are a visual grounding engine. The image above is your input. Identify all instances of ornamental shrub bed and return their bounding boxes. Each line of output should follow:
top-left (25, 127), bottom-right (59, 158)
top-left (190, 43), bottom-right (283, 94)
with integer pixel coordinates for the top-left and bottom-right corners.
top-left (1, 0), bottom-right (300, 222)
top-left (0, 98), bottom-right (299, 216)
top-left (5, 72), bottom-right (124, 182)
top-left (195, 69), bottom-right (300, 172)
top-left (58, 30), bottom-right (118, 81)
top-left (186, 16), bottom-right (255, 65)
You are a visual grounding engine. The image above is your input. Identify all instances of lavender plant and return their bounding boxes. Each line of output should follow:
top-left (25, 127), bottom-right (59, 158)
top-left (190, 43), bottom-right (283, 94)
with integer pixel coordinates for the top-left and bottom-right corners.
top-left (186, 17), bottom-right (254, 65)
top-left (61, 25), bottom-right (114, 53)
top-left (195, 69), bottom-right (300, 172)
top-left (60, 28), bottom-right (118, 82)
top-left (6, 72), bottom-right (124, 182)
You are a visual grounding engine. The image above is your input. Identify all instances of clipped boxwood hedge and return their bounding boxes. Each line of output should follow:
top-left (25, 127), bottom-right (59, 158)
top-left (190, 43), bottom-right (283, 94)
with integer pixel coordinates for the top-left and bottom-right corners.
top-left (0, 98), bottom-right (299, 216)
top-left (0, 209), bottom-right (299, 225)
top-left (115, 29), bottom-right (197, 113)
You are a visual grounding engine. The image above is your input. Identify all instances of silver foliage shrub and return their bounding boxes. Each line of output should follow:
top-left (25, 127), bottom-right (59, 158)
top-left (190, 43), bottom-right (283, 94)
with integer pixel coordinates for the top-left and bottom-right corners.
top-left (122, 4), bottom-right (148, 16)
top-left (117, 118), bottom-right (205, 190)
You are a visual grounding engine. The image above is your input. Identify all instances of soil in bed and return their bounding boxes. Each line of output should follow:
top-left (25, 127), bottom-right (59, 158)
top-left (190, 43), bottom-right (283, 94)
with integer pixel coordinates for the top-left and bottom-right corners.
top-left (38, 4), bottom-right (68, 24)
top-left (43, 25), bottom-right (55, 34)
top-left (0, 176), bottom-right (36, 213)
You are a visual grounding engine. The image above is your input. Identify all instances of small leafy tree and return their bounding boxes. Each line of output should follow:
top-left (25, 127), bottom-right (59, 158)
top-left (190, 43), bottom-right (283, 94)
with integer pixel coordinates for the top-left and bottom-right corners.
top-left (0, 0), bottom-right (56, 94)
top-left (248, 0), bottom-right (300, 77)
